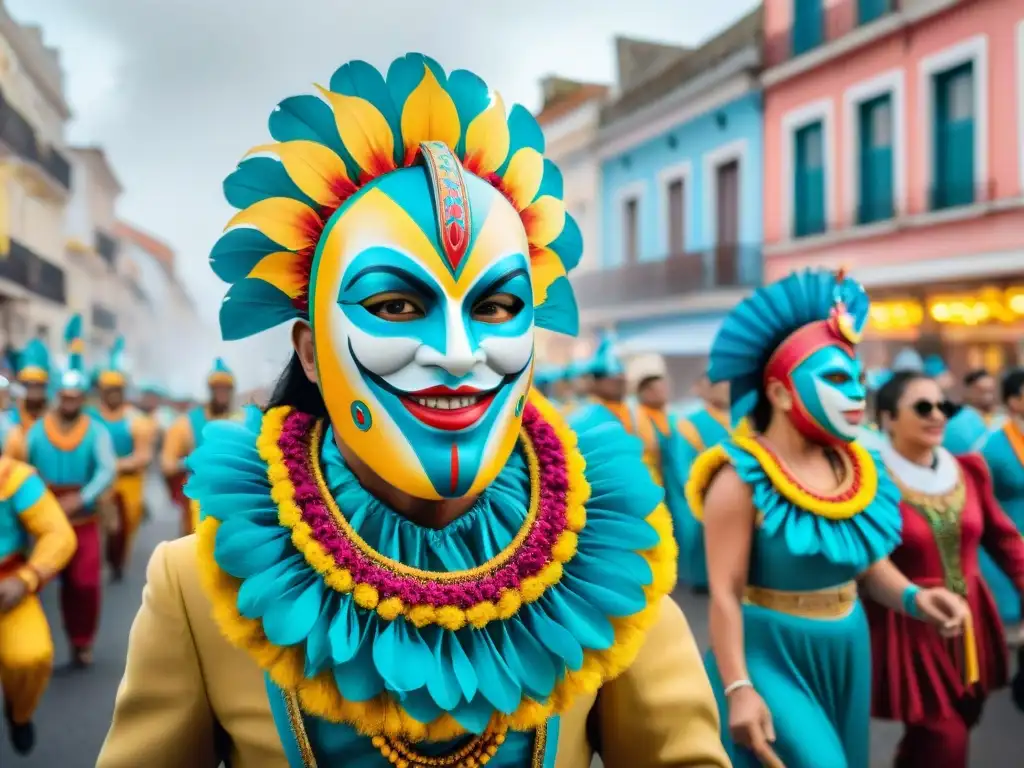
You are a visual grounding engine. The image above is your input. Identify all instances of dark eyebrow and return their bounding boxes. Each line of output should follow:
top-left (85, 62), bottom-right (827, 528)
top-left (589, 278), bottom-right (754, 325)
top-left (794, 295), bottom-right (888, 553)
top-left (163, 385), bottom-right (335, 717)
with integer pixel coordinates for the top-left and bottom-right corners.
top-left (342, 265), bottom-right (433, 296)
top-left (475, 267), bottom-right (529, 299)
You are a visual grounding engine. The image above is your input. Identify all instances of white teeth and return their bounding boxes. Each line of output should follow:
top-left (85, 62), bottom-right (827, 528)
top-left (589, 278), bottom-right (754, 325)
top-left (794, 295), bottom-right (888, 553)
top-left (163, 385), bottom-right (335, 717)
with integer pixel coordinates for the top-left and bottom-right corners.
top-left (412, 395), bottom-right (480, 409)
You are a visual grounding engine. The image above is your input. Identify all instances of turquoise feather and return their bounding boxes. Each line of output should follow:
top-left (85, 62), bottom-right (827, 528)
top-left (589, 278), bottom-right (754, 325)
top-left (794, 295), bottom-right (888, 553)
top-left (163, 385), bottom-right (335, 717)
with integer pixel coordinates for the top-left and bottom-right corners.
top-left (223, 157), bottom-right (315, 210)
top-left (497, 104), bottom-right (545, 177)
top-left (16, 339), bottom-right (50, 374)
top-left (329, 60), bottom-right (401, 169)
top-left (535, 160), bottom-right (564, 201)
top-left (546, 214), bottom-right (583, 272)
top-left (385, 54), bottom-right (452, 149)
top-left (210, 229), bottom-right (281, 283)
top-left (268, 95), bottom-right (348, 163)
top-left (220, 279), bottom-right (298, 340)
top-left (446, 69), bottom-right (491, 157)
top-left (534, 277), bottom-right (578, 336)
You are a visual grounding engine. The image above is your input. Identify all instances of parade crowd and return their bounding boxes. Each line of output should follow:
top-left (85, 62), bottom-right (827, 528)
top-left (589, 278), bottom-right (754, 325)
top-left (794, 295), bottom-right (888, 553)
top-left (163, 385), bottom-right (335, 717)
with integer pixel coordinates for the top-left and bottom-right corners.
top-left (0, 317), bottom-right (241, 756)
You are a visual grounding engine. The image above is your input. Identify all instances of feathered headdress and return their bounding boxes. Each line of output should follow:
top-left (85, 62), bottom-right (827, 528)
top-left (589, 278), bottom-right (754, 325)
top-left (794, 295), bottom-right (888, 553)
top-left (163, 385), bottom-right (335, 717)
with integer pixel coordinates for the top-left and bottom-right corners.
top-left (709, 268), bottom-right (870, 426)
top-left (210, 53), bottom-right (582, 341)
top-left (585, 332), bottom-right (626, 378)
top-left (865, 368), bottom-right (893, 392)
top-left (207, 357), bottom-right (234, 387)
top-left (923, 354), bottom-right (948, 378)
top-left (15, 339), bottom-right (51, 384)
top-left (58, 314), bottom-right (88, 393)
top-left (95, 335), bottom-right (128, 389)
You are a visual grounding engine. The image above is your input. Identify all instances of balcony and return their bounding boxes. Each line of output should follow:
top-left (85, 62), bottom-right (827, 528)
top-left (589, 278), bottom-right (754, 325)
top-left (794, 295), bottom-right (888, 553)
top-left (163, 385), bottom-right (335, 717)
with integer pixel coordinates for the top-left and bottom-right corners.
top-left (572, 244), bottom-right (762, 311)
top-left (0, 87), bottom-right (71, 192)
top-left (764, 0), bottom-right (901, 69)
top-left (95, 231), bottom-right (119, 269)
top-left (0, 239), bottom-right (67, 304)
top-left (91, 303), bottom-right (117, 331)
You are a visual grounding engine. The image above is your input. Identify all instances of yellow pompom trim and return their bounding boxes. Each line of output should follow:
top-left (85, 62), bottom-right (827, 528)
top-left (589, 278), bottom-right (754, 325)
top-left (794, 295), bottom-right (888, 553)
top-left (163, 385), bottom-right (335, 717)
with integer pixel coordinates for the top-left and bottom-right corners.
top-left (684, 437), bottom-right (878, 522)
top-left (194, 396), bottom-right (677, 742)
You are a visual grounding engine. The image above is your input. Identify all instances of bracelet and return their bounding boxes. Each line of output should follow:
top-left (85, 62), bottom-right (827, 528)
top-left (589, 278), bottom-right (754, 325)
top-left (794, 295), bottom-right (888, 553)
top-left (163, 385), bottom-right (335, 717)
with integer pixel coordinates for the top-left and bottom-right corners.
top-left (901, 584), bottom-right (922, 618)
top-left (724, 679), bottom-right (753, 697)
top-left (14, 567), bottom-right (40, 594)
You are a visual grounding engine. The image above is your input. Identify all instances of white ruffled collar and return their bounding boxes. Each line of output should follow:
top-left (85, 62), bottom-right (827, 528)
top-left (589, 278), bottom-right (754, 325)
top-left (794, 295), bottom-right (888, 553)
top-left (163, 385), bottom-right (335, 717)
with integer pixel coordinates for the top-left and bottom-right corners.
top-left (881, 443), bottom-right (959, 495)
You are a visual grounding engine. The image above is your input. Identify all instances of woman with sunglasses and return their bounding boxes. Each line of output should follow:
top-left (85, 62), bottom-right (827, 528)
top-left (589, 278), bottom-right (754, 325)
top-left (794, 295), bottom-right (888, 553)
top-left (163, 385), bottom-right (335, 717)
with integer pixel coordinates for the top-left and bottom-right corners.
top-left (686, 269), bottom-right (968, 768)
top-left (869, 370), bottom-right (1024, 767)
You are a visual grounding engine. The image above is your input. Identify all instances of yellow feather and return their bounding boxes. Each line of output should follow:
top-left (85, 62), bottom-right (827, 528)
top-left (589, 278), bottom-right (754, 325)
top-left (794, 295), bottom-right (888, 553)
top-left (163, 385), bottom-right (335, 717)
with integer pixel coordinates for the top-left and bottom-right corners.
top-left (225, 198), bottom-right (319, 251)
top-left (316, 85), bottom-right (396, 175)
top-left (530, 246), bottom-right (567, 306)
top-left (523, 195), bottom-right (565, 248)
top-left (501, 148), bottom-right (544, 211)
top-left (400, 66), bottom-right (461, 158)
top-left (247, 141), bottom-right (352, 207)
top-left (464, 92), bottom-right (510, 176)
top-left (247, 251), bottom-right (306, 298)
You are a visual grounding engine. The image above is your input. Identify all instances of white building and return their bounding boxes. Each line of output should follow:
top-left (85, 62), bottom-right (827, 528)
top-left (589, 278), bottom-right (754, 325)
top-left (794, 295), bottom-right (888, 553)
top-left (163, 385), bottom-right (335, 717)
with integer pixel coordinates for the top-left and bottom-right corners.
top-left (0, 3), bottom-right (72, 351)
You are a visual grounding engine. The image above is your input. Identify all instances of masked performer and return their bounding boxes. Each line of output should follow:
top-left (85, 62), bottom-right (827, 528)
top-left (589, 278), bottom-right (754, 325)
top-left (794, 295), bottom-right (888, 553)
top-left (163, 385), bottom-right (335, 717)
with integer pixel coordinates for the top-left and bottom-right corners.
top-left (99, 53), bottom-right (728, 768)
top-left (9, 339), bottom-right (51, 436)
top-left (0, 457), bottom-right (76, 754)
top-left (686, 268), bottom-right (968, 768)
top-left (161, 358), bottom-right (241, 537)
top-left (978, 368), bottom-right (1024, 627)
top-left (870, 371), bottom-right (1024, 768)
top-left (569, 334), bottom-right (629, 429)
top-left (4, 336), bottom-right (116, 668)
top-left (92, 337), bottom-right (158, 581)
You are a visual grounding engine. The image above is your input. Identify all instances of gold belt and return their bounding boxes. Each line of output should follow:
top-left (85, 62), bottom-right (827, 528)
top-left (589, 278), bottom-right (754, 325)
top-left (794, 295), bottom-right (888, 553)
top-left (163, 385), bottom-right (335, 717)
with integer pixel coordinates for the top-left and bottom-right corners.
top-left (744, 582), bottom-right (857, 619)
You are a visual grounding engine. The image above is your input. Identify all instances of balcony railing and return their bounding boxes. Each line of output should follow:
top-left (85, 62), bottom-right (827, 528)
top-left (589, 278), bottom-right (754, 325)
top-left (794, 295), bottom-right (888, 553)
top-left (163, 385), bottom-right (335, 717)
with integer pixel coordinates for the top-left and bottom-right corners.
top-left (572, 245), bottom-right (762, 310)
top-left (0, 88), bottom-right (72, 191)
top-left (95, 231), bottom-right (119, 268)
top-left (0, 239), bottom-right (67, 304)
top-left (91, 303), bottom-right (117, 331)
top-left (764, 0), bottom-right (900, 69)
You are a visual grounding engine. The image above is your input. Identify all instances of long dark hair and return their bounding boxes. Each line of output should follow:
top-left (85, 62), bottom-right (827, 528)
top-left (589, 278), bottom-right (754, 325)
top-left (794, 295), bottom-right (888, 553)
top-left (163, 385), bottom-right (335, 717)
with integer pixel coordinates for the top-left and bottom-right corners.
top-left (265, 353), bottom-right (328, 417)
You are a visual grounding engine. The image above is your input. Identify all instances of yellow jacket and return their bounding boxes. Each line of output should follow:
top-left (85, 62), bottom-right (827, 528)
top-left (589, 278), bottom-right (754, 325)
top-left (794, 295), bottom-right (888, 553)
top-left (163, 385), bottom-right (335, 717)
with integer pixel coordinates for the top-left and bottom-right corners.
top-left (99, 537), bottom-right (730, 768)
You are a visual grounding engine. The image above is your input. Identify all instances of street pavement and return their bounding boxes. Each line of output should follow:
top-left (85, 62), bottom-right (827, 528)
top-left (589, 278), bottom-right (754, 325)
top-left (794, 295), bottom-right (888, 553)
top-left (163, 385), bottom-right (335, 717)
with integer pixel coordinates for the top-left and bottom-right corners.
top-left (1, 479), bottom-right (1020, 767)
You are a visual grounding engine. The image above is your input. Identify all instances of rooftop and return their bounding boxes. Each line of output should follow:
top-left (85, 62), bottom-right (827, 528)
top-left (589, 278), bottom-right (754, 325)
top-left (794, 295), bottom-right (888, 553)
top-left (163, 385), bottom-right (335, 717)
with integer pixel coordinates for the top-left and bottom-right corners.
top-left (535, 78), bottom-right (609, 125)
top-left (601, 7), bottom-right (762, 125)
top-left (69, 146), bottom-right (124, 195)
top-left (114, 220), bottom-right (175, 272)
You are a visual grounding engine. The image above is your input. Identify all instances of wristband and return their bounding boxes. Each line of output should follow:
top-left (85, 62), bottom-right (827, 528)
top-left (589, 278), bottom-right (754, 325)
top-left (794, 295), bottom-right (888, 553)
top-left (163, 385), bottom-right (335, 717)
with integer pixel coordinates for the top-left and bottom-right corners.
top-left (15, 567), bottom-right (40, 594)
top-left (724, 679), bottom-right (753, 697)
top-left (901, 584), bottom-right (922, 618)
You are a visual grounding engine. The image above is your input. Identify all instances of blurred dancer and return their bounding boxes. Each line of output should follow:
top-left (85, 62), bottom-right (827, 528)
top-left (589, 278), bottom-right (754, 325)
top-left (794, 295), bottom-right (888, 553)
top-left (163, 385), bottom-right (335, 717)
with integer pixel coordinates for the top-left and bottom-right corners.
top-left (688, 268), bottom-right (967, 768)
top-left (870, 371), bottom-right (1024, 768)
top-left (161, 358), bottom-right (241, 536)
top-left (9, 339), bottom-right (51, 434)
top-left (92, 338), bottom-right (157, 581)
top-left (945, 369), bottom-right (1001, 455)
top-left (3, 336), bottom-right (115, 668)
top-left (978, 368), bottom-right (1024, 626)
top-left (569, 333), bottom-right (630, 431)
top-left (0, 457), bottom-right (76, 754)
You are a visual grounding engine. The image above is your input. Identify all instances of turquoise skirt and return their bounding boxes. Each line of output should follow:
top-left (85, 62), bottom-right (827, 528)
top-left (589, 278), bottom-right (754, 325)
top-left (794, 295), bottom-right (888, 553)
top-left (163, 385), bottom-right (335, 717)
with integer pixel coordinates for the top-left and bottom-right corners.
top-left (705, 601), bottom-right (871, 768)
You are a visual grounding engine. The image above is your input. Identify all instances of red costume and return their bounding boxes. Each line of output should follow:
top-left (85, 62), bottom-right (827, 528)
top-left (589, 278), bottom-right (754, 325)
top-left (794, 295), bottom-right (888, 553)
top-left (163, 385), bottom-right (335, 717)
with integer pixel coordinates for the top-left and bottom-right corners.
top-left (868, 452), bottom-right (1024, 767)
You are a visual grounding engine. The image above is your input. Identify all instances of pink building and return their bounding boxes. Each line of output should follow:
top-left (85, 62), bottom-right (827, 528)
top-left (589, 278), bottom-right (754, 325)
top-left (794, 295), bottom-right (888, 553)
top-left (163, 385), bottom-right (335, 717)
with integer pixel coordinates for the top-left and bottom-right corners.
top-left (762, 0), bottom-right (1024, 375)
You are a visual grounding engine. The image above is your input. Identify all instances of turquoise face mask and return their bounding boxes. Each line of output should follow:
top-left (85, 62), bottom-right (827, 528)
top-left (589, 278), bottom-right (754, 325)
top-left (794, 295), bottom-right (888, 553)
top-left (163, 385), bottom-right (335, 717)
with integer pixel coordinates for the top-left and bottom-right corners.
top-left (787, 345), bottom-right (866, 443)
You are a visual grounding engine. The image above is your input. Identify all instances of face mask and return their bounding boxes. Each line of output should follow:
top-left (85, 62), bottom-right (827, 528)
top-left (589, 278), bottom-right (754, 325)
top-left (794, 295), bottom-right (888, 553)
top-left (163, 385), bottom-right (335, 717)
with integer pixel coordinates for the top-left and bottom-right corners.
top-left (310, 158), bottom-right (535, 500)
top-left (786, 345), bottom-right (866, 443)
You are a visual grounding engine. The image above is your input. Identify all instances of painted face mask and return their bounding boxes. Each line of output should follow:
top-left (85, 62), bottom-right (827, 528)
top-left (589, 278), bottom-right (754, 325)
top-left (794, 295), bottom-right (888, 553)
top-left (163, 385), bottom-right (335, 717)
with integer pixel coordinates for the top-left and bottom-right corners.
top-left (763, 277), bottom-right (867, 444)
top-left (211, 55), bottom-right (583, 499)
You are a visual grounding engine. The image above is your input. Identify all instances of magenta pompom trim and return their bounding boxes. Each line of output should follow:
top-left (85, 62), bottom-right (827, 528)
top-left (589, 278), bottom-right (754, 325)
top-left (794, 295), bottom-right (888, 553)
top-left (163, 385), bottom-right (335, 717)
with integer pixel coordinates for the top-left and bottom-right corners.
top-left (276, 403), bottom-right (572, 609)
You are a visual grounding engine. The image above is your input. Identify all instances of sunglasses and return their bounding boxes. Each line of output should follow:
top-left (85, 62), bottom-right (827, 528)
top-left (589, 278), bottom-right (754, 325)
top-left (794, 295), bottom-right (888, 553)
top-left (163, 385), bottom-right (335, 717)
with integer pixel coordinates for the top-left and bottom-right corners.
top-left (910, 399), bottom-right (958, 419)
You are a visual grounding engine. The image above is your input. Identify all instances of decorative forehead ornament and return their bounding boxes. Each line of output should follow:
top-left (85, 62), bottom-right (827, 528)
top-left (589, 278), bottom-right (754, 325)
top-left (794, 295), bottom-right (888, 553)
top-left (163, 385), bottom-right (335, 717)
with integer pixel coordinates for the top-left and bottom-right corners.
top-left (210, 54), bottom-right (582, 499)
top-left (707, 268), bottom-right (870, 444)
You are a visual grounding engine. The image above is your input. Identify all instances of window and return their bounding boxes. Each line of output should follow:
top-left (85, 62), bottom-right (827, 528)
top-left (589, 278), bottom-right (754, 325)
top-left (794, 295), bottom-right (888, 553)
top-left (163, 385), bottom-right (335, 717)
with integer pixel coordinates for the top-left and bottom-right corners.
top-left (623, 197), bottom-right (639, 264)
top-left (932, 62), bottom-right (975, 210)
top-left (715, 160), bottom-right (741, 285)
top-left (794, 122), bottom-right (826, 237)
top-left (792, 0), bottom-right (824, 57)
top-left (858, 94), bottom-right (894, 223)
top-left (666, 179), bottom-right (685, 254)
top-left (858, 0), bottom-right (893, 26)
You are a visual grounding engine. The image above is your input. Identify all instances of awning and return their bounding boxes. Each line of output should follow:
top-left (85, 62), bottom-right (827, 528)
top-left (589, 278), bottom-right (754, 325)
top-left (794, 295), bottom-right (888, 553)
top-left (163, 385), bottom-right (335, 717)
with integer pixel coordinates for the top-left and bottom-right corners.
top-left (615, 317), bottom-right (723, 356)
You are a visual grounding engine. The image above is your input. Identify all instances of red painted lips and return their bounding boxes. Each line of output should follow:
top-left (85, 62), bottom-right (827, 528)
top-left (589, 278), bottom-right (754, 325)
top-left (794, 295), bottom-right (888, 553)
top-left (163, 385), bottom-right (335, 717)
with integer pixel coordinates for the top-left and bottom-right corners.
top-left (401, 385), bottom-right (496, 431)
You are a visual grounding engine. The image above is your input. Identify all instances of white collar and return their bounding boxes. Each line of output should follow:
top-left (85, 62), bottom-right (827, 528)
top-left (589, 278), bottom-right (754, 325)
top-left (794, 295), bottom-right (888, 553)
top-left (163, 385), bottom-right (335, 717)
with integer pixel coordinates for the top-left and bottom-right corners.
top-left (881, 443), bottom-right (959, 495)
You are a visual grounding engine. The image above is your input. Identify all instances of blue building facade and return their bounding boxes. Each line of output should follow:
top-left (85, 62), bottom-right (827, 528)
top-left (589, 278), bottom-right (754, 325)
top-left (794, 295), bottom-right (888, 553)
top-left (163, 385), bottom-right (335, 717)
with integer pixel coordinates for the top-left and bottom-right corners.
top-left (577, 10), bottom-right (764, 383)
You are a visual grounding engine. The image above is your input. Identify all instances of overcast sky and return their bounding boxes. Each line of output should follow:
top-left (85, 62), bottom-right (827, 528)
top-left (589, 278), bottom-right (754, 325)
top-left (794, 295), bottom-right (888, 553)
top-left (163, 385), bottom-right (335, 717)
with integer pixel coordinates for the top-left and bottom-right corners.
top-left (8, 0), bottom-right (757, 387)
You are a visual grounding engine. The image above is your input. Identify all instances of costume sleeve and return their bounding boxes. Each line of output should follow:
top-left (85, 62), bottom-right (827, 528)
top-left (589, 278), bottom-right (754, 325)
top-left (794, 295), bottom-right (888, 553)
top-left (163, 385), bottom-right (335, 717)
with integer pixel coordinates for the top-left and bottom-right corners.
top-left (81, 424), bottom-right (117, 506)
top-left (161, 416), bottom-right (193, 476)
top-left (2, 425), bottom-right (26, 461)
top-left (967, 455), bottom-right (1024, 594)
top-left (97, 543), bottom-right (219, 768)
top-left (676, 418), bottom-right (705, 453)
top-left (594, 596), bottom-right (730, 767)
top-left (121, 414), bottom-right (157, 473)
top-left (8, 463), bottom-right (76, 584)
